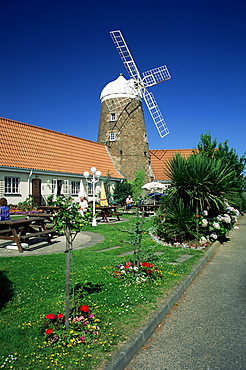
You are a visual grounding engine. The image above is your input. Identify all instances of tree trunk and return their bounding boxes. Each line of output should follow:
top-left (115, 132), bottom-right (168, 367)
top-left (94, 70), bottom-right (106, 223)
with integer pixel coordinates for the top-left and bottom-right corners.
top-left (65, 226), bottom-right (71, 331)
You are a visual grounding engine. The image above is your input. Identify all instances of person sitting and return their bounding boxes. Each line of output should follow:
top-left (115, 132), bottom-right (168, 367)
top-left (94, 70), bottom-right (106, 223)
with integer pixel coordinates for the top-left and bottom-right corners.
top-left (126, 195), bottom-right (133, 209)
top-left (79, 196), bottom-right (88, 215)
top-left (0, 197), bottom-right (11, 221)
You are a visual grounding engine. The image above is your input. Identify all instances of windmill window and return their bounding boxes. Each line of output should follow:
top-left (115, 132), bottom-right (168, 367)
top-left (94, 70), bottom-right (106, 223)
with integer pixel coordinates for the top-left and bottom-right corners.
top-left (144, 151), bottom-right (147, 156)
top-left (110, 113), bottom-right (116, 121)
top-left (109, 132), bottom-right (116, 141)
top-left (120, 150), bottom-right (123, 155)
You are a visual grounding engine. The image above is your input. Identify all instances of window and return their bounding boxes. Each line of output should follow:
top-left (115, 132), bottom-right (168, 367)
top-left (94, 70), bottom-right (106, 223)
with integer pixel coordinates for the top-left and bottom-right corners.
top-left (87, 183), bottom-right (93, 196)
top-left (110, 113), bottom-right (116, 121)
top-left (71, 181), bottom-right (80, 195)
top-left (52, 179), bottom-right (57, 194)
top-left (5, 177), bottom-right (19, 194)
top-left (62, 180), bottom-right (69, 195)
top-left (109, 132), bottom-right (116, 141)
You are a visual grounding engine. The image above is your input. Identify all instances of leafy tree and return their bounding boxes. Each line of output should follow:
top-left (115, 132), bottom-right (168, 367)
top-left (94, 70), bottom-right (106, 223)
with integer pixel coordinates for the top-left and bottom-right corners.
top-left (130, 168), bottom-right (145, 201)
top-left (113, 180), bottom-right (132, 205)
top-left (197, 131), bottom-right (246, 211)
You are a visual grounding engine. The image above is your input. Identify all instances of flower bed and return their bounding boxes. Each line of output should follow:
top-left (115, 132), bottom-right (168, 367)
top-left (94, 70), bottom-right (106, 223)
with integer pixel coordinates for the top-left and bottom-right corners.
top-left (10, 208), bottom-right (43, 215)
top-left (112, 261), bottom-right (163, 283)
top-left (44, 305), bottom-right (100, 347)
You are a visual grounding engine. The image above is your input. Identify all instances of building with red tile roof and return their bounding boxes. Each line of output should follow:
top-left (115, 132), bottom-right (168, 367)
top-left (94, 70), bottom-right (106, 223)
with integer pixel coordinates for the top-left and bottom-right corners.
top-left (150, 149), bottom-right (194, 181)
top-left (0, 117), bottom-right (123, 205)
top-left (0, 117), bottom-right (194, 205)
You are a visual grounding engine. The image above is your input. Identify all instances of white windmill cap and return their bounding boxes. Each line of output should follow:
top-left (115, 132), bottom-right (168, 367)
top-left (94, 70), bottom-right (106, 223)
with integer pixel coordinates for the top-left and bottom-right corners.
top-left (100, 74), bottom-right (141, 103)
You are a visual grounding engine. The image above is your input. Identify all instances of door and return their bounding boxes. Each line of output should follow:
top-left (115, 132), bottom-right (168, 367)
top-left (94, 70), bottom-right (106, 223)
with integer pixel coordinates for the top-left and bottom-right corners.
top-left (32, 178), bottom-right (41, 206)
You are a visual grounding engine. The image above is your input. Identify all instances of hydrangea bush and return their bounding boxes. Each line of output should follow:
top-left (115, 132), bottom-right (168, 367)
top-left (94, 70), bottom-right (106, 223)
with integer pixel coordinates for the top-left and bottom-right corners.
top-left (199, 205), bottom-right (239, 244)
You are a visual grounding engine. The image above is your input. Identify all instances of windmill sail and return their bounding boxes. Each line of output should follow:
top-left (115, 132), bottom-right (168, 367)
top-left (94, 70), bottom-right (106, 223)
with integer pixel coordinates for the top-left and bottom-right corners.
top-left (109, 30), bottom-right (171, 138)
top-left (110, 30), bottom-right (141, 81)
top-left (143, 90), bottom-right (169, 138)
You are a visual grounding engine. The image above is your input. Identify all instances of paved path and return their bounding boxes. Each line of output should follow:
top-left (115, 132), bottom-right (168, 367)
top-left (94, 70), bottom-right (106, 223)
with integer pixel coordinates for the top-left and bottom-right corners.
top-left (125, 216), bottom-right (246, 370)
top-left (0, 231), bottom-right (104, 257)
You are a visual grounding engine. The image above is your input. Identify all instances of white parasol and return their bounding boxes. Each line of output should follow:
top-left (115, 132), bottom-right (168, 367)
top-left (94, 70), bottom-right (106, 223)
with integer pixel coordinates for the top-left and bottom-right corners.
top-left (141, 182), bottom-right (166, 192)
top-left (78, 180), bottom-right (87, 198)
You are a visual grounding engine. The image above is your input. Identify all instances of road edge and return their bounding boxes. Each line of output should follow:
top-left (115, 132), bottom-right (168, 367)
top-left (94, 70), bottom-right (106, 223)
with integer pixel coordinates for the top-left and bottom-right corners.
top-left (103, 240), bottom-right (221, 370)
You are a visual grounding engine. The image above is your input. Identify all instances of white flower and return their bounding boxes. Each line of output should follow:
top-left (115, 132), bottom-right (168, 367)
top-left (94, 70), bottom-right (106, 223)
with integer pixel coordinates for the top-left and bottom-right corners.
top-left (199, 236), bottom-right (207, 244)
top-left (235, 209), bottom-right (240, 217)
top-left (203, 210), bottom-right (208, 216)
top-left (133, 266), bottom-right (139, 271)
top-left (210, 232), bottom-right (218, 240)
top-left (201, 219), bottom-right (208, 227)
top-left (217, 215), bottom-right (223, 222)
top-left (223, 214), bottom-right (231, 223)
top-left (213, 222), bottom-right (220, 230)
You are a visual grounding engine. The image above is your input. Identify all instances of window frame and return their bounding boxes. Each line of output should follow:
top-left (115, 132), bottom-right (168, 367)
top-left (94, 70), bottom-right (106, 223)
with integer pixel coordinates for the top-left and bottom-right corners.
top-left (109, 132), bottom-right (116, 142)
top-left (71, 181), bottom-right (80, 195)
top-left (110, 113), bottom-right (116, 121)
top-left (4, 177), bottom-right (20, 194)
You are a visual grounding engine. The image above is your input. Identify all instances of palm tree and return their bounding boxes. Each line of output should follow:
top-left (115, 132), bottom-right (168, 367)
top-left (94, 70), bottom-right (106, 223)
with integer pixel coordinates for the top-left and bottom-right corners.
top-left (164, 153), bottom-right (236, 239)
top-left (166, 153), bottom-right (235, 213)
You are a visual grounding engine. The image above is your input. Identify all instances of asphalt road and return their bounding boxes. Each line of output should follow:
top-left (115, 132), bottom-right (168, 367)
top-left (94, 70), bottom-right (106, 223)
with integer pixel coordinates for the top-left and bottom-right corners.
top-left (125, 216), bottom-right (246, 370)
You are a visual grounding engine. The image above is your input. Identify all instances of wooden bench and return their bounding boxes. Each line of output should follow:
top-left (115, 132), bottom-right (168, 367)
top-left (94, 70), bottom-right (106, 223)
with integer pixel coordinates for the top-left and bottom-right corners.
top-left (0, 228), bottom-right (12, 235)
top-left (20, 229), bottom-right (54, 240)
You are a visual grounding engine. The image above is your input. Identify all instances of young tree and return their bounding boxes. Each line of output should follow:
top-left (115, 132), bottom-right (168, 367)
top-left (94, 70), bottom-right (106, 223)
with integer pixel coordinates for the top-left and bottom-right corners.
top-left (54, 197), bottom-right (92, 330)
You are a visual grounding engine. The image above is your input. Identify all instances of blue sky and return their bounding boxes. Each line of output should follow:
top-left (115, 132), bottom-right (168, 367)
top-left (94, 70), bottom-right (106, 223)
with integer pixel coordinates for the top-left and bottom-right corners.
top-left (1, 0), bottom-right (245, 159)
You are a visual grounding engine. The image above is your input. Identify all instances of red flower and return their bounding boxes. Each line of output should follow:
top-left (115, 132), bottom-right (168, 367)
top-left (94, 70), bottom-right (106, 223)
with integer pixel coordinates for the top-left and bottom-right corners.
top-left (46, 313), bottom-right (57, 319)
top-left (79, 305), bottom-right (90, 313)
top-left (125, 262), bottom-right (132, 266)
top-left (57, 313), bottom-right (64, 319)
top-left (146, 269), bottom-right (152, 274)
top-left (45, 328), bottom-right (53, 335)
top-left (141, 262), bottom-right (154, 268)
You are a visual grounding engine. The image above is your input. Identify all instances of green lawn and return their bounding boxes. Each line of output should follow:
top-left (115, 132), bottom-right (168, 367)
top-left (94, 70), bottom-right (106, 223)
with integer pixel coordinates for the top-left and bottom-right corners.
top-left (0, 214), bottom-right (205, 369)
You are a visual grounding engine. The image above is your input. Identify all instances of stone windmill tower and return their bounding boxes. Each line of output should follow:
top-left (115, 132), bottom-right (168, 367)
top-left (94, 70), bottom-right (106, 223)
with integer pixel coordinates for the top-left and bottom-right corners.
top-left (98, 30), bottom-right (171, 182)
top-left (98, 74), bottom-right (154, 182)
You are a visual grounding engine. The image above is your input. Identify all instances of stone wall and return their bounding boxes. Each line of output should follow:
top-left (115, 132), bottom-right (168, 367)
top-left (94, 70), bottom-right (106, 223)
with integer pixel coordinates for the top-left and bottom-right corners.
top-left (98, 98), bottom-right (154, 182)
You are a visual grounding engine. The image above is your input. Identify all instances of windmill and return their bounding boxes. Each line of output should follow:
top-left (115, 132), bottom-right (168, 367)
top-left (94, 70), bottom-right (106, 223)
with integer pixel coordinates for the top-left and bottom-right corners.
top-left (107, 30), bottom-right (171, 138)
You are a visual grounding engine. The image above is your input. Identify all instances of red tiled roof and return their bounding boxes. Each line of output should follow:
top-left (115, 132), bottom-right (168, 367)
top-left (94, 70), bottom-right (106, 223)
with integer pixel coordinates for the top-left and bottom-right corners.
top-left (150, 149), bottom-right (194, 180)
top-left (0, 117), bottom-right (123, 179)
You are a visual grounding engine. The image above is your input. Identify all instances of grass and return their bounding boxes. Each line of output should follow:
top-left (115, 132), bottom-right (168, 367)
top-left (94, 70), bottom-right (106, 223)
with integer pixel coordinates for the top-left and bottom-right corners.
top-left (0, 214), bottom-right (206, 369)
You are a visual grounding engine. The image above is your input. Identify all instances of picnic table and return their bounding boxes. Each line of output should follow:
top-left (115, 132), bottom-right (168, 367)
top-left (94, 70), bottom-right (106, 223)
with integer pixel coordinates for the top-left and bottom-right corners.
top-left (0, 216), bottom-right (55, 253)
top-left (95, 206), bottom-right (122, 223)
top-left (139, 204), bottom-right (160, 216)
top-left (26, 212), bottom-right (54, 224)
top-left (39, 206), bottom-right (60, 214)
